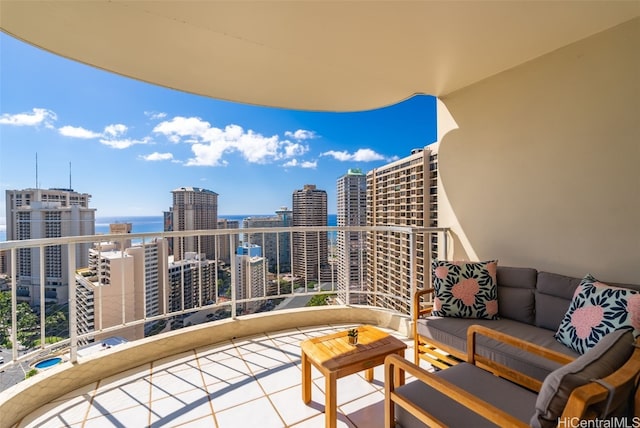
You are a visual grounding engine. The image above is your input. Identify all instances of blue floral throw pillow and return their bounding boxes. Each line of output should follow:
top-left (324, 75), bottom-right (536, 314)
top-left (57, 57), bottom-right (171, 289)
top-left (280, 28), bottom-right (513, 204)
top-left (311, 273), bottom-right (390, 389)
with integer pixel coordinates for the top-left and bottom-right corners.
top-left (555, 274), bottom-right (640, 354)
top-left (431, 260), bottom-right (499, 319)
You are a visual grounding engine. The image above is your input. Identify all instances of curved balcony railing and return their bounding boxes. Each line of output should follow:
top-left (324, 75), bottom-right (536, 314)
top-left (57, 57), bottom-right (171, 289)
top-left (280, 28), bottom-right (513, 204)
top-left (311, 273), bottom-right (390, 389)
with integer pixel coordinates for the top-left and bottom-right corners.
top-left (0, 225), bottom-right (448, 391)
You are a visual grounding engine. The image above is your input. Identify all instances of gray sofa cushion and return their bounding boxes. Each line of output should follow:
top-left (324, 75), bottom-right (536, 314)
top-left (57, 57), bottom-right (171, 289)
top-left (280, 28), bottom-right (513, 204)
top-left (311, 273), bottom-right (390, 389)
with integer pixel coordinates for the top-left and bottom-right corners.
top-left (496, 266), bottom-right (537, 324)
top-left (535, 272), bottom-right (583, 330)
top-left (531, 328), bottom-right (635, 428)
top-left (417, 317), bottom-right (578, 381)
top-left (395, 362), bottom-right (537, 428)
top-left (534, 272), bottom-right (640, 332)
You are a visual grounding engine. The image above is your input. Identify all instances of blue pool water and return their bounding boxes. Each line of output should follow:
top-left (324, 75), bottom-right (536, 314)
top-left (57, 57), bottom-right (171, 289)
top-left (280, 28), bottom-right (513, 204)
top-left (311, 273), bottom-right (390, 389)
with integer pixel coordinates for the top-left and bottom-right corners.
top-left (34, 357), bottom-right (62, 369)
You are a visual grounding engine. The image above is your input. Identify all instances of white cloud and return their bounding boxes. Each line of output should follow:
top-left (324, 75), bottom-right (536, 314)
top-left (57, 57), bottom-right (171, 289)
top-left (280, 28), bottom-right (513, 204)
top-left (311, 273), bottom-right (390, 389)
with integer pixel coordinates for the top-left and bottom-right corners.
top-left (284, 129), bottom-right (317, 140)
top-left (321, 148), bottom-right (386, 162)
top-left (153, 116), bottom-right (212, 143)
top-left (144, 111), bottom-right (167, 120)
top-left (59, 125), bottom-right (102, 139)
top-left (155, 116), bottom-right (316, 166)
top-left (59, 122), bottom-right (148, 149)
top-left (300, 160), bottom-right (317, 168)
top-left (100, 136), bottom-right (151, 149)
top-left (0, 108), bottom-right (57, 128)
top-left (283, 142), bottom-right (308, 158)
top-left (103, 124), bottom-right (127, 137)
top-left (140, 152), bottom-right (174, 161)
top-left (282, 159), bottom-right (317, 169)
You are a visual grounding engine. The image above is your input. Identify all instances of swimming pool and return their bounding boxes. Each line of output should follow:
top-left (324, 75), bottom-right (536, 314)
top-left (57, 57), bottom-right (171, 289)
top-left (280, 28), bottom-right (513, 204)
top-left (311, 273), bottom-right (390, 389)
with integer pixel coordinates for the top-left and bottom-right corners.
top-left (34, 357), bottom-right (62, 369)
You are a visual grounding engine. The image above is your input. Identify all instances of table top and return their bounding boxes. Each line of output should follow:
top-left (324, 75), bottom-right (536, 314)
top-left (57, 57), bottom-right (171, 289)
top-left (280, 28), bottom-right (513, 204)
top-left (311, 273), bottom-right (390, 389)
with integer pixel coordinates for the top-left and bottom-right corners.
top-left (300, 325), bottom-right (407, 372)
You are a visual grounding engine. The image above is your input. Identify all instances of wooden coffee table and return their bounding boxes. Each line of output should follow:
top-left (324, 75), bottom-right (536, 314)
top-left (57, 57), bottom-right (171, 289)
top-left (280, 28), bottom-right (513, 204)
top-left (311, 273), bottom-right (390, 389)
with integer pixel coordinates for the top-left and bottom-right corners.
top-left (300, 325), bottom-right (407, 428)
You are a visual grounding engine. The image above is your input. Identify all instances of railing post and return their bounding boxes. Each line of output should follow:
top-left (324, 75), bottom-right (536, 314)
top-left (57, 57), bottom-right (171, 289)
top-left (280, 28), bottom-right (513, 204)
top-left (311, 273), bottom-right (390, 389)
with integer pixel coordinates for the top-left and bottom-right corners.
top-left (10, 248), bottom-right (18, 363)
top-left (68, 242), bottom-right (78, 363)
top-left (230, 234), bottom-right (237, 319)
top-left (409, 229), bottom-right (416, 319)
top-left (40, 245), bottom-right (46, 349)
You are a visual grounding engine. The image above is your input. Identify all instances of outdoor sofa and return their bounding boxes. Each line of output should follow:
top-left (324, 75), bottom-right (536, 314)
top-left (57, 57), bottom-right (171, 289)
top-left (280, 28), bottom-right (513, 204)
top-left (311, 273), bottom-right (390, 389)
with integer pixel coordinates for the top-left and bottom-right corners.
top-left (413, 264), bottom-right (640, 390)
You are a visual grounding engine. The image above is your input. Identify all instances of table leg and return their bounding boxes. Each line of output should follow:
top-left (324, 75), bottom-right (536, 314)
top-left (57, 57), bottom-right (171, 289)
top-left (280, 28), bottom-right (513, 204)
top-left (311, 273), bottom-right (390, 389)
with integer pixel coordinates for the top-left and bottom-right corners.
top-left (302, 351), bottom-right (311, 403)
top-left (325, 371), bottom-right (337, 428)
top-left (365, 367), bottom-right (374, 382)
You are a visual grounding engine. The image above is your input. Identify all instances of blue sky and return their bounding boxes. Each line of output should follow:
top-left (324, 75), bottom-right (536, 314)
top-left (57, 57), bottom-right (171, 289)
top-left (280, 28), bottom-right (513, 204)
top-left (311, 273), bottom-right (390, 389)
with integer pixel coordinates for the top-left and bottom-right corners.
top-left (0, 32), bottom-right (436, 227)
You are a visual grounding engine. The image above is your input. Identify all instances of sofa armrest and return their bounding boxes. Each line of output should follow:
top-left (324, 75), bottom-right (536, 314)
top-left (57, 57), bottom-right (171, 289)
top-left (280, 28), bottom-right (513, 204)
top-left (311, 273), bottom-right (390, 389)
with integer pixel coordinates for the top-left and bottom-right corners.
top-left (413, 287), bottom-right (434, 321)
top-left (467, 324), bottom-right (576, 391)
top-left (384, 354), bottom-right (529, 428)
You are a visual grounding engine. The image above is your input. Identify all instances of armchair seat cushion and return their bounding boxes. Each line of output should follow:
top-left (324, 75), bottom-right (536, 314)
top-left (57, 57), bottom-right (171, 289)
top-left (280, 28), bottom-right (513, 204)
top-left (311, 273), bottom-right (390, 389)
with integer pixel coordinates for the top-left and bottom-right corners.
top-left (394, 362), bottom-right (537, 428)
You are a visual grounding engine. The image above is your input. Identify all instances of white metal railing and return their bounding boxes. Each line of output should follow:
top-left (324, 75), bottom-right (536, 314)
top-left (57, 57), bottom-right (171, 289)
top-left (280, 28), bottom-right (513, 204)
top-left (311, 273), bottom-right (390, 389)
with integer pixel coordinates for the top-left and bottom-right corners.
top-left (0, 225), bottom-right (448, 389)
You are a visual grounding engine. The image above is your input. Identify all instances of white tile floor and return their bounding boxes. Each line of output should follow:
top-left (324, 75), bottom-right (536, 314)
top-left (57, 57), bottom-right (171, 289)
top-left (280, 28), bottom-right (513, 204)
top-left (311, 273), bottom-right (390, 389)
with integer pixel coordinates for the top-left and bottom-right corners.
top-left (14, 324), bottom-right (424, 428)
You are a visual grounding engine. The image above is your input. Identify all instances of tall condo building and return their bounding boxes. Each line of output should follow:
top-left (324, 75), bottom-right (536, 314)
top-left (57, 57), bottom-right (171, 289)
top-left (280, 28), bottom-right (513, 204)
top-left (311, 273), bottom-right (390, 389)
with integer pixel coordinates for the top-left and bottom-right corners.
top-left (336, 169), bottom-right (367, 305)
top-left (168, 187), bottom-right (218, 261)
top-left (365, 146), bottom-right (439, 314)
top-left (75, 239), bottom-right (165, 343)
top-left (216, 218), bottom-right (240, 265)
top-left (167, 252), bottom-right (216, 313)
top-left (234, 243), bottom-right (266, 314)
top-left (243, 207), bottom-right (293, 273)
top-left (5, 188), bottom-right (96, 305)
top-left (292, 185), bottom-right (328, 281)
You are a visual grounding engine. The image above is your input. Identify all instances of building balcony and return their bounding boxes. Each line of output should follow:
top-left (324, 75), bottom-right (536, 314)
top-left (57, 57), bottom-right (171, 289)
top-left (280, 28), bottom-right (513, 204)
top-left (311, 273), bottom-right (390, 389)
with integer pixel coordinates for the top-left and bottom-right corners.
top-left (0, 226), bottom-right (445, 428)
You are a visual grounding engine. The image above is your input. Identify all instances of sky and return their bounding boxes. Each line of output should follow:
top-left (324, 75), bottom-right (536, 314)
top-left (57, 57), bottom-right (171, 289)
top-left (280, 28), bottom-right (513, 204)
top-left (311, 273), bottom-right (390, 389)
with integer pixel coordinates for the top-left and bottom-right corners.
top-left (0, 32), bottom-right (437, 228)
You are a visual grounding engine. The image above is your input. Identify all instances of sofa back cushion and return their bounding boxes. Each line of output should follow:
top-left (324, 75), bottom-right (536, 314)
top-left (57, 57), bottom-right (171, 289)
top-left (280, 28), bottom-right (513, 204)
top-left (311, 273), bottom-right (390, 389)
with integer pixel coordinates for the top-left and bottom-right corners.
top-left (535, 272), bottom-right (583, 331)
top-left (535, 272), bottom-right (640, 332)
top-left (496, 266), bottom-right (537, 324)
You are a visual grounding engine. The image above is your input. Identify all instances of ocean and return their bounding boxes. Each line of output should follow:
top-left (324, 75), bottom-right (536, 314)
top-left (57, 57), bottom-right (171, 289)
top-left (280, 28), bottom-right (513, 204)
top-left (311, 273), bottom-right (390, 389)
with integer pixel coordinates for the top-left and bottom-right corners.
top-left (1, 214), bottom-right (338, 241)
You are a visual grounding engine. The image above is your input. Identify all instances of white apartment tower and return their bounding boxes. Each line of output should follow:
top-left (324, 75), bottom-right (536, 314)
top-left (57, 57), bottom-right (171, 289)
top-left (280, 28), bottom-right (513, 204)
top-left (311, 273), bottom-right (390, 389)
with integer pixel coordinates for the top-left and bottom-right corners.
top-left (366, 146), bottom-right (439, 314)
top-left (243, 207), bottom-right (293, 273)
top-left (336, 169), bottom-right (367, 305)
top-left (167, 253), bottom-right (216, 313)
top-left (75, 239), bottom-right (165, 342)
top-left (234, 244), bottom-right (266, 314)
top-left (170, 187), bottom-right (218, 261)
top-left (292, 185), bottom-right (328, 281)
top-left (5, 188), bottom-right (96, 305)
top-left (216, 218), bottom-right (240, 265)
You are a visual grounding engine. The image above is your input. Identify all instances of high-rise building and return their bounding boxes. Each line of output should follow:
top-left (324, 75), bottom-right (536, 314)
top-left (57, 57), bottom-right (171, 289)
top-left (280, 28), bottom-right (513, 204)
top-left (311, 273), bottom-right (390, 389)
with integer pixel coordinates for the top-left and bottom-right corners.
top-left (366, 146), bottom-right (439, 313)
top-left (292, 185), bottom-right (328, 281)
top-left (108, 222), bottom-right (133, 250)
top-left (166, 252), bottom-right (216, 313)
top-left (234, 243), bottom-right (266, 314)
top-left (169, 187), bottom-right (218, 261)
top-left (243, 207), bottom-right (292, 273)
top-left (5, 188), bottom-right (96, 305)
top-left (75, 239), bottom-right (165, 342)
top-left (216, 218), bottom-right (240, 265)
top-left (336, 169), bottom-right (367, 304)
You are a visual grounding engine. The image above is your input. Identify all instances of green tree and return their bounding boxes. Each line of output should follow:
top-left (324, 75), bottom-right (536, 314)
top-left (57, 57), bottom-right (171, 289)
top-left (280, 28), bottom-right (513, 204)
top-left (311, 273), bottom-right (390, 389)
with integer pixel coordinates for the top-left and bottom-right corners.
top-left (306, 293), bottom-right (335, 307)
top-left (16, 302), bottom-right (38, 348)
top-left (0, 291), bottom-right (10, 346)
top-left (45, 306), bottom-right (68, 338)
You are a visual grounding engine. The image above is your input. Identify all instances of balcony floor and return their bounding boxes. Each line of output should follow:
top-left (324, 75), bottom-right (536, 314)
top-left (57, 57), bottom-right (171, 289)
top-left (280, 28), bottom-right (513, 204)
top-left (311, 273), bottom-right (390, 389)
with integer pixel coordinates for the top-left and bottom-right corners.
top-left (13, 324), bottom-right (422, 428)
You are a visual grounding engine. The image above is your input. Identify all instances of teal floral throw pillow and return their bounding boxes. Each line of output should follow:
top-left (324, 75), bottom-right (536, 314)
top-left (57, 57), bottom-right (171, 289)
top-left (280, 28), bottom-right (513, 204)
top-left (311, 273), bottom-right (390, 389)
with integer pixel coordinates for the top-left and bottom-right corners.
top-left (431, 260), bottom-right (499, 319)
top-left (555, 274), bottom-right (640, 354)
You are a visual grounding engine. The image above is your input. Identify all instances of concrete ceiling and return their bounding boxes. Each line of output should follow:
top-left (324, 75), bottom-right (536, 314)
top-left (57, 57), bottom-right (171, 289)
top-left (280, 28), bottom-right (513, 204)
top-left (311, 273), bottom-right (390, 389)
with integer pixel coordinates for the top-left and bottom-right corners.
top-left (1, 1), bottom-right (638, 112)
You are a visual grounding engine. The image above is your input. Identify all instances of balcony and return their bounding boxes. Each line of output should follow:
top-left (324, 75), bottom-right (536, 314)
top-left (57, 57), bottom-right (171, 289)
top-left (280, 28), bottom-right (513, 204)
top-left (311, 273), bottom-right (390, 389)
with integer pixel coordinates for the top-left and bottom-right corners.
top-left (0, 3), bottom-right (638, 427)
top-left (0, 226), bottom-right (445, 428)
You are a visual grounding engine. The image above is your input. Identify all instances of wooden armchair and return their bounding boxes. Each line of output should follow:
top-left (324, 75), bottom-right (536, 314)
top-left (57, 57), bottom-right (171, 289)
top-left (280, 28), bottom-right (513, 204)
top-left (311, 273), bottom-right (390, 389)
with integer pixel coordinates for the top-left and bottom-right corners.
top-left (386, 325), bottom-right (640, 428)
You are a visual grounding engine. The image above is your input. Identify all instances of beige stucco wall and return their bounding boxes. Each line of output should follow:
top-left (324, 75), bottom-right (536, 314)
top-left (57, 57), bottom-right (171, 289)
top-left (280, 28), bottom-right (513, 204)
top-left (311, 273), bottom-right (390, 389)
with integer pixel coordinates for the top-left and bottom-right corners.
top-left (437, 18), bottom-right (639, 283)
